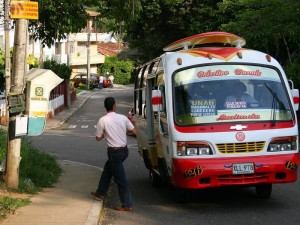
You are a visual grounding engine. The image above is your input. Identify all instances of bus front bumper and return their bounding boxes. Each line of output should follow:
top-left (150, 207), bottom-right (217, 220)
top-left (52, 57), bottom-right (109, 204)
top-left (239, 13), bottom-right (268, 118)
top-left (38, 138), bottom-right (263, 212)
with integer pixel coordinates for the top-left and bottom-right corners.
top-left (171, 153), bottom-right (299, 189)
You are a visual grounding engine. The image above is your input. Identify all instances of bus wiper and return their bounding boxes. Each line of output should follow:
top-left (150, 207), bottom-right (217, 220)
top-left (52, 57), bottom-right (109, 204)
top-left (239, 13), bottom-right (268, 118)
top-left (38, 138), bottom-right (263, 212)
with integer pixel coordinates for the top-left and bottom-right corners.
top-left (264, 83), bottom-right (286, 126)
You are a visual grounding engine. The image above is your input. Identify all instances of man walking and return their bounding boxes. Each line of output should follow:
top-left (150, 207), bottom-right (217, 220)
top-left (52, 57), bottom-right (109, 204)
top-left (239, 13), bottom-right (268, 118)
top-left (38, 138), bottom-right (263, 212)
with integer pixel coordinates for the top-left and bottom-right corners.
top-left (99, 75), bottom-right (104, 90)
top-left (91, 97), bottom-right (136, 211)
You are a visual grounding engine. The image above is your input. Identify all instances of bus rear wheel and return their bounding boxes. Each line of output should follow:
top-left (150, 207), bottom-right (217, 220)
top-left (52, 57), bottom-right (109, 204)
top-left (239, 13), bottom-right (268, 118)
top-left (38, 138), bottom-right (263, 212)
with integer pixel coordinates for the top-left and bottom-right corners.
top-left (255, 184), bottom-right (272, 199)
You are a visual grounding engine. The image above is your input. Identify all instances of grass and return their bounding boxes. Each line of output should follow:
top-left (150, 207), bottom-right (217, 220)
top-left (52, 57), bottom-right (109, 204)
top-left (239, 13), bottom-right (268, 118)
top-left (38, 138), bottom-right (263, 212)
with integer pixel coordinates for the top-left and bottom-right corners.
top-left (0, 129), bottom-right (62, 219)
top-left (0, 196), bottom-right (30, 219)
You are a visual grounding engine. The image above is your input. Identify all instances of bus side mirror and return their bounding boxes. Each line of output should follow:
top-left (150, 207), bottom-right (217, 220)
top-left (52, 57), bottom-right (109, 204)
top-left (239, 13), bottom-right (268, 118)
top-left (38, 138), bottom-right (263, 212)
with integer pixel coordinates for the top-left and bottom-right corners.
top-left (292, 89), bottom-right (299, 111)
top-left (152, 90), bottom-right (162, 112)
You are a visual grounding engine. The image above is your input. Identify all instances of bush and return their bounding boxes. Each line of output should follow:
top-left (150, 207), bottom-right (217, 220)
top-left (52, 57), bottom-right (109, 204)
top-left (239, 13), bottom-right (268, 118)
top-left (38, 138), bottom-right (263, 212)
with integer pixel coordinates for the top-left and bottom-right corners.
top-left (98, 56), bottom-right (134, 85)
top-left (43, 60), bottom-right (71, 80)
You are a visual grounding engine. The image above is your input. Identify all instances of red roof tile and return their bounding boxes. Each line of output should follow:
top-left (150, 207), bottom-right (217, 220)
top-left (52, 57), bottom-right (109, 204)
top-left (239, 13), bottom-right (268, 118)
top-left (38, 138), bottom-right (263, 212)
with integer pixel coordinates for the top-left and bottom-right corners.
top-left (97, 42), bottom-right (127, 56)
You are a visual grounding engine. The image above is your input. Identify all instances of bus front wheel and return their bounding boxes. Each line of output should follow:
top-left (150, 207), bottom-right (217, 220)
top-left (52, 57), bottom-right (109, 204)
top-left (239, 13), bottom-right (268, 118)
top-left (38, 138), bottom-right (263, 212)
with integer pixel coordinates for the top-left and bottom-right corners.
top-left (149, 169), bottom-right (162, 188)
top-left (255, 184), bottom-right (272, 199)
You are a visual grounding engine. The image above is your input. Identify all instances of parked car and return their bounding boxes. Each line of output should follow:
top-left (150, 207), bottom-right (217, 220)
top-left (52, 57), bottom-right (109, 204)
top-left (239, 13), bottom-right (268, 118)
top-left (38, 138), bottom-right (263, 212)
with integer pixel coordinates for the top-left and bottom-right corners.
top-left (70, 73), bottom-right (100, 89)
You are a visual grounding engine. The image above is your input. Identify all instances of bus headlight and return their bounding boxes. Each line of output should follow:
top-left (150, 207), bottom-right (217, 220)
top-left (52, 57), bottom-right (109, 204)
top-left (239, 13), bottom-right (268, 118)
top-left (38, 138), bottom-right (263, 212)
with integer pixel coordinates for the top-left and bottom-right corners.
top-left (268, 136), bottom-right (297, 152)
top-left (186, 147), bottom-right (198, 156)
top-left (177, 142), bottom-right (213, 156)
top-left (269, 143), bottom-right (292, 152)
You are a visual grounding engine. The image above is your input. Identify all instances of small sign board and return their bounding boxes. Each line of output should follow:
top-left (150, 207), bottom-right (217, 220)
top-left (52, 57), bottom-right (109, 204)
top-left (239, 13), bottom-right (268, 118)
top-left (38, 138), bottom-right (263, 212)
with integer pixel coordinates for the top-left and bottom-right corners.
top-left (8, 94), bottom-right (25, 114)
top-left (10, 1), bottom-right (39, 20)
top-left (15, 115), bottom-right (28, 136)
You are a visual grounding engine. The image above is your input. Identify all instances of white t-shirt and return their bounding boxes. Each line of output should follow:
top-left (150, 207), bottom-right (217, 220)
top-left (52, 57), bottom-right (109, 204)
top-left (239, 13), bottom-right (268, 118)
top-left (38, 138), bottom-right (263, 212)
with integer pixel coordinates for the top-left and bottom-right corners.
top-left (99, 76), bottom-right (104, 83)
top-left (96, 112), bottom-right (134, 147)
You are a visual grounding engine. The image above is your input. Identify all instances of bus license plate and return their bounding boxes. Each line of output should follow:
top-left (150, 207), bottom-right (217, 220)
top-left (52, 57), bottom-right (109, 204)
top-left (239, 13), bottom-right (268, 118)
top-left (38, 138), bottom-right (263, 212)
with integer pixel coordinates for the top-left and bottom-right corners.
top-left (232, 163), bottom-right (254, 175)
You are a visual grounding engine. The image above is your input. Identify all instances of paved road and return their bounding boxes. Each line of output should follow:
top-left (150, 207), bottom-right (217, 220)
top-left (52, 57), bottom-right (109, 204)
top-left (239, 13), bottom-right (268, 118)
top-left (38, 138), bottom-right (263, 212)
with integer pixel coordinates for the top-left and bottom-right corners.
top-left (30, 87), bottom-right (300, 225)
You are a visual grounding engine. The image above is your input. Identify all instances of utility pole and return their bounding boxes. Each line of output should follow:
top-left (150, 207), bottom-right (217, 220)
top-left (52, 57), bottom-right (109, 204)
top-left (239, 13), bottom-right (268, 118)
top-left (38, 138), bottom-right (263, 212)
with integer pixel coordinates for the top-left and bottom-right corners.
top-left (5, 18), bottom-right (28, 189)
top-left (86, 28), bottom-right (91, 90)
top-left (2, 0), bottom-right (11, 174)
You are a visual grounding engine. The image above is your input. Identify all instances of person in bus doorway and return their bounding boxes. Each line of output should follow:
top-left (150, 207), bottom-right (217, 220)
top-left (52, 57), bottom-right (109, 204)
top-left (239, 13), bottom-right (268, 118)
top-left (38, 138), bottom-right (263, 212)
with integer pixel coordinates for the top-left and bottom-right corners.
top-left (91, 97), bottom-right (136, 211)
top-left (224, 81), bottom-right (259, 109)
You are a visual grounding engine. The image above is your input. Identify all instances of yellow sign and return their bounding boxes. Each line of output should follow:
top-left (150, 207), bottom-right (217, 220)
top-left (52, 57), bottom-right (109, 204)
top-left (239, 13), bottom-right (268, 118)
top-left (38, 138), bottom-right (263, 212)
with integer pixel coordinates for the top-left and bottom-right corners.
top-left (10, 1), bottom-right (39, 20)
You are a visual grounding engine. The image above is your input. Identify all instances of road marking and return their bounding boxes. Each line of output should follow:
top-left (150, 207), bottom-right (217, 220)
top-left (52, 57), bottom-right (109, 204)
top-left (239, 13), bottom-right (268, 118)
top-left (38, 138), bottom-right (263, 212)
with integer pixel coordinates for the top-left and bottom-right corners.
top-left (68, 124), bottom-right (97, 129)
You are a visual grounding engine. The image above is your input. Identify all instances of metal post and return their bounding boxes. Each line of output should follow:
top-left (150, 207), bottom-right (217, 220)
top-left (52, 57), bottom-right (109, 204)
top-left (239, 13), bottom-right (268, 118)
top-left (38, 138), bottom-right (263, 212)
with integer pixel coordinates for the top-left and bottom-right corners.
top-left (86, 29), bottom-right (91, 90)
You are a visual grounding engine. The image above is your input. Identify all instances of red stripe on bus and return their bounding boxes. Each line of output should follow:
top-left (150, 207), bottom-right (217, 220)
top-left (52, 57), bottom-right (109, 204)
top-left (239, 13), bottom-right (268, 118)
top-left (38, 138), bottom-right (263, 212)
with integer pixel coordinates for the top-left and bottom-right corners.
top-left (174, 121), bottom-right (295, 133)
top-left (152, 96), bottom-right (162, 105)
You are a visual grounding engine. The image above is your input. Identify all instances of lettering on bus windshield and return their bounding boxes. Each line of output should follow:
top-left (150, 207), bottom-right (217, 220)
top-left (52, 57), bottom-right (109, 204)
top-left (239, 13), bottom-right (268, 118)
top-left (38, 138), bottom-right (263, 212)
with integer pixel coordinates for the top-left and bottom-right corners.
top-left (197, 69), bottom-right (262, 78)
top-left (216, 113), bottom-right (261, 121)
top-left (190, 99), bottom-right (217, 117)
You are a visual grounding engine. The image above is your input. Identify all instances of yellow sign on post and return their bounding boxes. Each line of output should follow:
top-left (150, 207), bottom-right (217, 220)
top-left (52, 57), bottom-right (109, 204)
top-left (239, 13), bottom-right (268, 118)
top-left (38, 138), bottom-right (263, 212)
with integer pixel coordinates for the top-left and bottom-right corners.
top-left (10, 1), bottom-right (39, 20)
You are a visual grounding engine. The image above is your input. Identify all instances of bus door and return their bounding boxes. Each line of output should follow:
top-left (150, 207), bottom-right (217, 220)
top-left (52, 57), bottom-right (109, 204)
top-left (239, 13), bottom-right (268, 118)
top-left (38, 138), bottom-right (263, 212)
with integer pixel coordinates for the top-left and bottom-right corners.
top-left (153, 75), bottom-right (172, 177)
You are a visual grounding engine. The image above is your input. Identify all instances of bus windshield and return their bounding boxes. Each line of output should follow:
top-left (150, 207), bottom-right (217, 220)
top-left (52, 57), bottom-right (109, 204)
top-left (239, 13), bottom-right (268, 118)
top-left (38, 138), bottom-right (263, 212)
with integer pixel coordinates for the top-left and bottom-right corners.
top-left (173, 64), bottom-right (293, 126)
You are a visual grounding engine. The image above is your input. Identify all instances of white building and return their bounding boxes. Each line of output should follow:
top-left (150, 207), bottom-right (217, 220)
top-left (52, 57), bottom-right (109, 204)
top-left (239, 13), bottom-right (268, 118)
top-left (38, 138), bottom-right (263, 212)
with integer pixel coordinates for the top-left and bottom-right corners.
top-left (0, 10), bottom-right (116, 78)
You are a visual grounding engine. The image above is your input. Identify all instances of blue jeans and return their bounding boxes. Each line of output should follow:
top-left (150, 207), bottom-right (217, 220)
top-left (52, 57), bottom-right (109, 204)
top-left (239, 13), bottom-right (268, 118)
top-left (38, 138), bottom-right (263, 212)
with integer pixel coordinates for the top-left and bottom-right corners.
top-left (99, 83), bottom-right (103, 89)
top-left (96, 149), bottom-right (133, 208)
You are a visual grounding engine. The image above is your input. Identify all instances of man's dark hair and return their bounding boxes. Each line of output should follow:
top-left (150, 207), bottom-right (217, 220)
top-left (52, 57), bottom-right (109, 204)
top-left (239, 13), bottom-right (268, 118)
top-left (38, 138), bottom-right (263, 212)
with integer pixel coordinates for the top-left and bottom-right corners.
top-left (104, 97), bottom-right (115, 111)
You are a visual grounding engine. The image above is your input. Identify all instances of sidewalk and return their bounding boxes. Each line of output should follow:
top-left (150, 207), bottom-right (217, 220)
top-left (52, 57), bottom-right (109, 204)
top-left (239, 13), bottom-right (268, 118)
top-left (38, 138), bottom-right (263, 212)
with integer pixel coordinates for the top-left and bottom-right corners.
top-left (1, 90), bottom-right (103, 225)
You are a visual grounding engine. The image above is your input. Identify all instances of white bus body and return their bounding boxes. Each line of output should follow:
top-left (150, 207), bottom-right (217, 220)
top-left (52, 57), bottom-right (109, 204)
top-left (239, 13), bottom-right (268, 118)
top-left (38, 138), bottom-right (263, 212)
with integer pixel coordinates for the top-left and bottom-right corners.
top-left (133, 32), bottom-right (299, 199)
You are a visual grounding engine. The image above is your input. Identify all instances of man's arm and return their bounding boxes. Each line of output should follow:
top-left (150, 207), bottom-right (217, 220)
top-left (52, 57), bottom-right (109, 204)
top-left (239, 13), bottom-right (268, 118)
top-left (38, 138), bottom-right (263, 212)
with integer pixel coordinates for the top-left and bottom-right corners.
top-left (127, 128), bottom-right (137, 136)
top-left (96, 133), bottom-right (105, 141)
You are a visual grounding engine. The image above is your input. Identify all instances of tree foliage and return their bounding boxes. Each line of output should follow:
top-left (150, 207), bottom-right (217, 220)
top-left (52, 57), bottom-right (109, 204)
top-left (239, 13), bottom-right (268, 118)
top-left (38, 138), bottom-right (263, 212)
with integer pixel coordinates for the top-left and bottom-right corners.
top-left (98, 56), bottom-right (134, 85)
top-left (43, 60), bottom-right (71, 79)
top-left (95, 0), bottom-right (300, 87)
top-left (29, 0), bottom-right (89, 47)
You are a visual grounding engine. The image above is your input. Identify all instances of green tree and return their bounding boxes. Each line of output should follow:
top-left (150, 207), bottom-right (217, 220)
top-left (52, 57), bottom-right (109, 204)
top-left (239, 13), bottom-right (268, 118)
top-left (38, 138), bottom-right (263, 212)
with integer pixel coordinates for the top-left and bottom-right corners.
top-left (95, 0), bottom-right (224, 63)
top-left (219, 0), bottom-right (300, 65)
top-left (98, 56), bottom-right (134, 85)
top-left (29, 0), bottom-right (90, 47)
top-left (96, 0), bottom-right (300, 88)
top-left (43, 60), bottom-right (71, 79)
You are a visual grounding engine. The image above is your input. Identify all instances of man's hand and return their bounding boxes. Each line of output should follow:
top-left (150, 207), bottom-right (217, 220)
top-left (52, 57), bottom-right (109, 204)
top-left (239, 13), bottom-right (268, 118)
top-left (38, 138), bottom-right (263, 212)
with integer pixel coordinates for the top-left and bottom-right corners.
top-left (96, 134), bottom-right (105, 141)
top-left (128, 112), bottom-right (136, 126)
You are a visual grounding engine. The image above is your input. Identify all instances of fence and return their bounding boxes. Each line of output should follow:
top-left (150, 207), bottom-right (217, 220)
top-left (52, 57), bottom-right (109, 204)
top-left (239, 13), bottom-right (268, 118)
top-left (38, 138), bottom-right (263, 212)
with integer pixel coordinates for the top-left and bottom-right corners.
top-left (48, 80), bottom-right (76, 119)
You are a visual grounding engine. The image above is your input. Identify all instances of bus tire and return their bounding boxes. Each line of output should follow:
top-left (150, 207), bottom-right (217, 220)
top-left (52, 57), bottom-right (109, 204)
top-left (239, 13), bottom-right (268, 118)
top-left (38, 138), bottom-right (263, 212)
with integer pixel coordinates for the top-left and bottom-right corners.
top-left (255, 184), bottom-right (272, 199)
top-left (149, 169), bottom-right (162, 188)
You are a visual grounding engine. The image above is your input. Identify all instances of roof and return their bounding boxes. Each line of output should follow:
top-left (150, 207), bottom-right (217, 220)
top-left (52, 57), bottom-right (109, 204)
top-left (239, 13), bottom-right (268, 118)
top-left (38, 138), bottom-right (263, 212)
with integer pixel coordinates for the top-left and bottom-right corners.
top-left (97, 42), bottom-right (128, 56)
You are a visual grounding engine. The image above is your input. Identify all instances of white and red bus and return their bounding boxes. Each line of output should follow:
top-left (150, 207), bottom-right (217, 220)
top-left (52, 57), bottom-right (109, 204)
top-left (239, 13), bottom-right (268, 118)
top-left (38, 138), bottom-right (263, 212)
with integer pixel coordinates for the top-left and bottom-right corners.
top-left (133, 32), bottom-right (299, 199)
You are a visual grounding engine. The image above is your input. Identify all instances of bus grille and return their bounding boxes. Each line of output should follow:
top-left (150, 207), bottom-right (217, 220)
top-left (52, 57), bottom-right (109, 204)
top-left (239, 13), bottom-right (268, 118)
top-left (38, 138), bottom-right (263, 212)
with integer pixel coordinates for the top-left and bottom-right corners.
top-left (218, 173), bottom-right (268, 185)
top-left (216, 141), bottom-right (265, 154)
